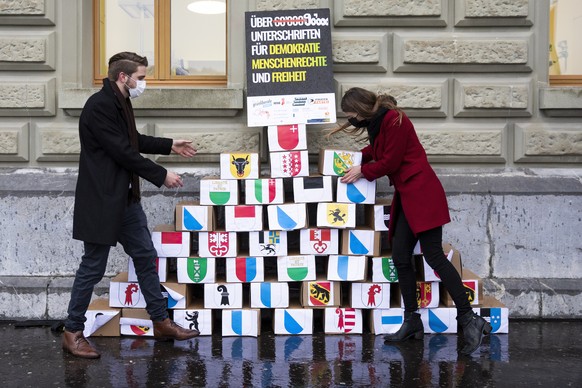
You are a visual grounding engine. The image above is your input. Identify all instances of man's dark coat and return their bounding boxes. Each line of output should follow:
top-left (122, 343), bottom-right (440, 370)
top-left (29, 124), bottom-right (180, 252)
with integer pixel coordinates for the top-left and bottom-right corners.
top-left (73, 79), bottom-right (172, 246)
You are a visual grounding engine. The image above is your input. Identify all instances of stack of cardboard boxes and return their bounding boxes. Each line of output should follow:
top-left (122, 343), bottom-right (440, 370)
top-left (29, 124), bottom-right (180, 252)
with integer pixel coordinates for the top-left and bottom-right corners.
top-left (83, 123), bottom-right (508, 338)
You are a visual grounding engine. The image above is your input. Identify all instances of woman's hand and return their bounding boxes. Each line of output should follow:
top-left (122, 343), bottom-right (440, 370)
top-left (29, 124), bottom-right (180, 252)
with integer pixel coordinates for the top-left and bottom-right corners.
top-left (172, 140), bottom-right (197, 158)
top-left (340, 165), bottom-right (363, 183)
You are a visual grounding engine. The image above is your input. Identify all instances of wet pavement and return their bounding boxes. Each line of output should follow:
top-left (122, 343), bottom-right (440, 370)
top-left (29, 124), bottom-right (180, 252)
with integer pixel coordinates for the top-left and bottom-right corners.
top-left (1, 320), bottom-right (581, 387)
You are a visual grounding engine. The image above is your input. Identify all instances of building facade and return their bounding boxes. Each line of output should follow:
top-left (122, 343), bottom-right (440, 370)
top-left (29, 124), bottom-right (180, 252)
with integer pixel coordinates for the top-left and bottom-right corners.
top-left (0, 0), bottom-right (581, 320)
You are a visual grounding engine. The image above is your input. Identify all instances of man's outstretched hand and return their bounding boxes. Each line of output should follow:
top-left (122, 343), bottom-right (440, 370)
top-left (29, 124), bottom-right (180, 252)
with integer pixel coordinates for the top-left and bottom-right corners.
top-left (172, 140), bottom-right (197, 158)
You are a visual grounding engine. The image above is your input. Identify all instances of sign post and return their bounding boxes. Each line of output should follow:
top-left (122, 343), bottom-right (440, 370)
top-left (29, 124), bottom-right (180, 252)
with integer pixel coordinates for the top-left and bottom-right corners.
top-left (245, 9), bottom-right (336, 127)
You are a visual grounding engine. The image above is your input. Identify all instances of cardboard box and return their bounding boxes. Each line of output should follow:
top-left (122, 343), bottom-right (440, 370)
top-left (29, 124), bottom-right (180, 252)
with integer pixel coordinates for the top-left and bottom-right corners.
top-left (152, 225), bottom-right (190, 258)
top-left (250, 280), bottom-right (289, 308)
top-left (198, 231), bottom-right (237, 258)
top-left (220, 152), bottom-right (260, 180)
top-left (366, 199), bottom-right (392, 232)
top-left (336, 178), bottom-right (376, 204)
top-left (161, 275), bottom-right (190, 309)
top-left (318, 149), bottom-right (363, 177)
top-left (175, 201), bottom-right (215, 232)
top-left (324, 307), bottom-right (363, 334)
top-left (351, 282), bottom-right (391, 309)
top-left (316, 202), bottom-right (356, 229)
top-left (270, 150), bottom-right (310, 178)
top-left (398, 281), bottom-right (440, 309)
top-left (350, 282), bottom-right (393, 309)
top-left (109, 272), bottom-right (147, 308)
top-left (420, 307), bottom-right (458, 334)
top-left (222, 309), bottom-right (261, 337)
top-left (249, 230), bottom-right (288, 257)
top-left (417, 243), bottom-right (463, 282)
top-left (369, 309), bottom-right (404, 335)
top-left (204, 282), bottom-right (243, 309)
top-left (120, 308), bottom-right (153, 336)
top-left (128, 257), bottom-right (168, 283)
top-left (83, 298), bottom-right (120, 337)
top-left (299, 228), bottom-right (339, 255)
top-left (176, 257), bottom-right (216, 284)
top-left (244, 178), bottom-right (284, 205)
top-left (300, 279), bottom-right (341, 308)
top-left (200, 177), bottom-right (239, 206)
top-left (327, 255), bottom-right (367, 281)
top-left (273, 306), bottom-right (314, 335)
top-left (476, 295), bottom-right (509, 334)
top-left (173, 303), bottom-right (213, 336)
top-left (226, 256), bottom-right (265, 283)
top-left (277, 254), bottom-right (316, 282)
top-left (267, 203), bottom-right (307, 230)
top-left (341, 229), bottom-right (381, 256)
top-left (371, 255), bottom-right (399, 283)
top-left (292, 175), bottom-right (334, 203)
top-left (440, 268), bottom-right (482, 307)
top-left (224, 205), bottom-right (263, 232)
top-left (268, 123), bottom-right (307, 151)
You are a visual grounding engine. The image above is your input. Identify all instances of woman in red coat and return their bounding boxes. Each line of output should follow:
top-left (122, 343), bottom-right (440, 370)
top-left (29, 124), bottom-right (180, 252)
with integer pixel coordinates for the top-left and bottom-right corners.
top-left (333, 87), bottom-right (491, 355)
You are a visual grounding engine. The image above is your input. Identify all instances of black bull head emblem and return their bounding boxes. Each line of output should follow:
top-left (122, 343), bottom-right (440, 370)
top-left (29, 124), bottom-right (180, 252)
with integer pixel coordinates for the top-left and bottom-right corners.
top-left (232, 155), bottom-right (249, 177)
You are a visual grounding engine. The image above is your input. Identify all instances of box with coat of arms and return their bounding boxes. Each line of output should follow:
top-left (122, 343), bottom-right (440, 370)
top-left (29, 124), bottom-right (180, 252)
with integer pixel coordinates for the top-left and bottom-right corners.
top-left (220, 152), bottom-right (260, 180)
top-left (176, 257), bottom-right (216, 284)
top-left (351, 282), bottom-right (391, 309)
top-left (198, 231), bottom-right (237, 258)
top-left (248, 230), bottom-right (288, 257)
top-left (336, 178), bottom-right (376, 204)
top-left (299, 228), bottom-right (339, 255)
top-left (224, 205), bottom-right (263, 232)
top-left (199, 177), bottom-right (239, 206)
top-left (244, 178), bottom-right (284, 205)
top-left (270, 150), bottom-right (310, 178)
top-left (300, 278), bottom-right (341, 308)
top-left (226, 256), bottom-right (265, 283)
top-left (324, 307), bottom-right (363, 334)
top-left (293, 175), bottom-right (334, 203)
top-left (316, 202), bottom-right (356, 229)
top-left (267, 124), bottom-right (307, 152)
top-left (277, 254), bottom-right (316, 282)
top-left (318, 149), bottom-right (362, 177)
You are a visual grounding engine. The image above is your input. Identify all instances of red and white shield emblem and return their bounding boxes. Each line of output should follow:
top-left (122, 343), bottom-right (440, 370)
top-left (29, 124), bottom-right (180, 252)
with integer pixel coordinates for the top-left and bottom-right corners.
top-left (310, 229), bottom-right (330, 253)
top-left (277, 124), bottom-right (300, 150)
top-left (417, 282), bottom-right (433, 308)
top-left (336, 307), bottom-right (357, 333)
top-left (120, 283), bottom-right (140, 306)
top-left (281, 151), bottom-right (302, 177)
top-left (208, 232), bottom-right (229, 256)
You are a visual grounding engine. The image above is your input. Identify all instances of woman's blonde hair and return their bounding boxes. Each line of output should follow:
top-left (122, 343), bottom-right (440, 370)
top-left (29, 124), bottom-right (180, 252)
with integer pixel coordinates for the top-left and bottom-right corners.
top-left (327, 87), bottom-right (402, 139)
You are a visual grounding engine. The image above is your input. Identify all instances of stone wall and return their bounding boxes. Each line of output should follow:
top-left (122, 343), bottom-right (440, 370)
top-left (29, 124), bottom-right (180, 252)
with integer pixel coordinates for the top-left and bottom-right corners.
top-left (0, 0), bottom-right (581, 319)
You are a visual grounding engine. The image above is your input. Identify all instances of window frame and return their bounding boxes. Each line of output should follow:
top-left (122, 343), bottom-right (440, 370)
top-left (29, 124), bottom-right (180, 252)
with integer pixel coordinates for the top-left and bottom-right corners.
top-left (549, 0), bottom-right (582, 87)
top-left (92, 0), bottom-right (227, 86)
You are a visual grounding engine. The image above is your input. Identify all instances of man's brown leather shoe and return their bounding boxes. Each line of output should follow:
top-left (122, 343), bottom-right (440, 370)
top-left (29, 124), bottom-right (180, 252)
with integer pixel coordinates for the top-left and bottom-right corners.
top-left (62, 330), bottom-right (100, 359)
top-left (153, 318), bottom-right (199, 340)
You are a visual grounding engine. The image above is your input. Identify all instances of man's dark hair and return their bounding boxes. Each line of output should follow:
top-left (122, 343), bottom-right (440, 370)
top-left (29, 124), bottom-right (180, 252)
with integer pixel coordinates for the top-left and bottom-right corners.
top-left (107, 52), bottom-right (148, 81)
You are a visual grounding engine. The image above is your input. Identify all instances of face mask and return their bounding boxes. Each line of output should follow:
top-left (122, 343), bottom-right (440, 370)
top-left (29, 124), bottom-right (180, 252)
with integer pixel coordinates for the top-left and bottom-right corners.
top-left (125, 76), bottom-right (146, 99)
top-left (348, 116), bottom-right (369, 128)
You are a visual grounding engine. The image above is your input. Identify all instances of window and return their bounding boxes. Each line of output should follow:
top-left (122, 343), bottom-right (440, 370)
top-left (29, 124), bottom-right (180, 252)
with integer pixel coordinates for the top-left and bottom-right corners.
top-left (93, 0), bottom-right (227, 85)
top-left (549, 0), bottom-right (582, 86)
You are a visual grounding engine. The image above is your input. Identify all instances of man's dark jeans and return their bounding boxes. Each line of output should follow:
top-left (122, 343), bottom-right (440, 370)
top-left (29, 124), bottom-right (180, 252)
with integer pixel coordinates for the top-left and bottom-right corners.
top-left (65, 202), bottom-right (168, 332)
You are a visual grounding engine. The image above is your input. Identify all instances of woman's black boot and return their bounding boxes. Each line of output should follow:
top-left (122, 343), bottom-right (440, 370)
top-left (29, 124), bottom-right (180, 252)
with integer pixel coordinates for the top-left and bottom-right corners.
top-left (384, 312), bottom-right (424, 343)
top-left (457, 310), bottom-right (492, 355)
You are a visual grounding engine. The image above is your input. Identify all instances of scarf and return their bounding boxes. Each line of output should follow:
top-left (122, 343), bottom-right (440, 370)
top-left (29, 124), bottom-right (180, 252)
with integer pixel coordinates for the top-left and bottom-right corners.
top-left (367, 107), bottom-right (389, 146)
top-left (109, 79), bottom-right (141, 203)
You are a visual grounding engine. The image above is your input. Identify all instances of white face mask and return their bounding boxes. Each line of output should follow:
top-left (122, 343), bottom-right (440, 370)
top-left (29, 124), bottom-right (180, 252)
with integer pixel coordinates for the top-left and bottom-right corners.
top-left (125, 76), bottom-right (146, 99)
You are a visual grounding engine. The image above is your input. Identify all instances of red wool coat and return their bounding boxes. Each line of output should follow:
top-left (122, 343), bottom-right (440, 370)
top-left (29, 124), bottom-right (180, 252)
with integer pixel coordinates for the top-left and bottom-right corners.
top-left (360, 110), bottom-right (450, 240)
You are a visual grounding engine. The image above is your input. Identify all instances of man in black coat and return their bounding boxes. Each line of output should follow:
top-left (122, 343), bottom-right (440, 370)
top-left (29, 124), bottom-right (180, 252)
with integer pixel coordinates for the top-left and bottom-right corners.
top-left (63, 52), bottom-right (199, 359)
